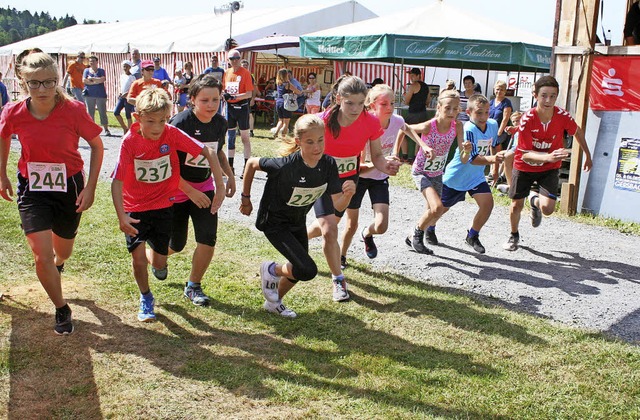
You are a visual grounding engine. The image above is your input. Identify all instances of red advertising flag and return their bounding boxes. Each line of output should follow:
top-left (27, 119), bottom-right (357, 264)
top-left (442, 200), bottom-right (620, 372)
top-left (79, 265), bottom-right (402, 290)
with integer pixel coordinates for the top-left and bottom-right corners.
top-left (590, 56), bottom-right (640, 111)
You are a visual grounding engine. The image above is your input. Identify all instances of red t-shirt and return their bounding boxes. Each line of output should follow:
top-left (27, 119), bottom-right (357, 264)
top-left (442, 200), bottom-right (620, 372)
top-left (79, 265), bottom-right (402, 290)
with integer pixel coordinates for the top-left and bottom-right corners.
top-left (0, 99), bottom-right (102, 177)
top-left (112, 122), bottom-right (204, 212)
top-left (223, 67), bottom-right (254, 103)
top-left (127, 78), bottom-right (167, 102)
top-left (514, 106), bottom-right (578, 173)
top-left (320, 110), bottom-right (384, 178)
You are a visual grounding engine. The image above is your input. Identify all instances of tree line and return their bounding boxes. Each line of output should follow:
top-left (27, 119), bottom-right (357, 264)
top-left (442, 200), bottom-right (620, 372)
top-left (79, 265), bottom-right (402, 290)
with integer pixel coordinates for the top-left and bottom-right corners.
top-left (0, 7), bottom-right (103, 47)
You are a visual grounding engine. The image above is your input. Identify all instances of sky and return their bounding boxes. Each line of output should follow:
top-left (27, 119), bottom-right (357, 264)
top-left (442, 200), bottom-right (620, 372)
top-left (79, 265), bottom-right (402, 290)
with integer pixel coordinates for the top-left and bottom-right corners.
top-left (5, 0), bottom-right (628, 45)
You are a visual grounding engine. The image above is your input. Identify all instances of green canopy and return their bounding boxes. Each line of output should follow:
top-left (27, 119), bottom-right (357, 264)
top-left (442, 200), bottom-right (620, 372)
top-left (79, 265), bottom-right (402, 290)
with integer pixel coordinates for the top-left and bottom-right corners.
top-left (301, 2), bottom-right (551, 72)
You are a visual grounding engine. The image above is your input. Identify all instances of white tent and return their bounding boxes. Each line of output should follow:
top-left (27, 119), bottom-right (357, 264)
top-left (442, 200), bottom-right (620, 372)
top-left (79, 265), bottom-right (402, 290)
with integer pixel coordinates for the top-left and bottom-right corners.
top-left (0, 1), bottom-right (377, 55)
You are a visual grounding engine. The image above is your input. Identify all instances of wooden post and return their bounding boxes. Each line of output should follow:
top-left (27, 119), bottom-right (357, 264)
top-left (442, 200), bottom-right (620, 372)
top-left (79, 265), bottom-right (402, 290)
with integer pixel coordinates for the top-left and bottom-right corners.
top-left (553, 0), bottom-right (600, 215)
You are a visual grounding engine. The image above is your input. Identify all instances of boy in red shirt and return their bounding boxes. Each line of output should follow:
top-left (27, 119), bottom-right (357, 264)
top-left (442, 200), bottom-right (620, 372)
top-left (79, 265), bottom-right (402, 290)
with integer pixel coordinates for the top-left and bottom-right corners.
top-left (504, 76), bottom-right (593, 251)
top-left (112, 87), bottom-right (224, 321)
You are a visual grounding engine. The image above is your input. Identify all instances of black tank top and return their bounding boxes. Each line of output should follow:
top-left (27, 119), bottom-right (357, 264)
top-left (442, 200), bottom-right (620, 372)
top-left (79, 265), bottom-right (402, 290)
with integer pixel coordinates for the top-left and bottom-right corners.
top-left (408, 81), bottom-right (428, 113)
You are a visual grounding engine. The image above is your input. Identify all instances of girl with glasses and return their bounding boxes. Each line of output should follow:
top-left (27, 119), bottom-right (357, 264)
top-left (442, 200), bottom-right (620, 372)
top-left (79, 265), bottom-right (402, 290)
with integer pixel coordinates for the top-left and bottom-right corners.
top-left (0, 50), bottom-right (104, 335)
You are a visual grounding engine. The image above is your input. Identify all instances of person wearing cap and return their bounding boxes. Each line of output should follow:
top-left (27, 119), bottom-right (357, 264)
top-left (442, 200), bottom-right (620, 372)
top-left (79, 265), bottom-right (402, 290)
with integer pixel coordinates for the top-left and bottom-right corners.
top-left (127, 60), bottom-right (167, 106)
top-left (401, 67), bottom-right (430, 161)
top-left (130, 48), bottom-right (142, 79)
top-left (241, 59), bottom-right (260, 137)
top-left (62, 51), bottom-right (87, 103)
top-left (222, 49), bottom-right (255, 175)
top-left (114, 60), bottom-right (136, 132)
top-left (152, 57), bottom-right (172, 87)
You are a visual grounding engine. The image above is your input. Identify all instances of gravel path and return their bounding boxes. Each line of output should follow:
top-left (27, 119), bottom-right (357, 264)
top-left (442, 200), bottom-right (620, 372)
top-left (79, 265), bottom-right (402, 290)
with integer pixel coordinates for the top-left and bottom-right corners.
top-left (12, 128), bottom-right (640, 343)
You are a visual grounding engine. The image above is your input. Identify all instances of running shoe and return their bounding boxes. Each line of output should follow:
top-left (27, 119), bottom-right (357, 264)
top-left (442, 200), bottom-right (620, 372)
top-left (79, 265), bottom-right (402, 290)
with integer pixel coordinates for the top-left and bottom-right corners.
top-left (54, 304), bottom-right (74, 335)
top-left (496, 184), bottom-right (509, 194)
top-left (263, 300), bottom-right (297, 318)
top-left (503, 233), bottom-right (520, 251)
top-left (530, 194), bottom-right (542, 228)
top-left (56, 263), bottom-right (65, 273)
top-left (332, 278), bottom-right (350, 302)
top-left (260, 262), bottom-right (280, 303)
top-left (425, 229), bottom-right (439, 246)
top-left (405, 228), bottom-right (433, 255)
top-left (465, 232), bottom-right (486, 254)
top-left (361, 228), bottom-right (378, 259)
top-left (151, 265), bottom-right (168, 281)
top-left (340, 255), bottom-right (348, 270)
top-left (183, 283), bottom-right (211, 306)
top-left (138, 295), bottom-right (156, 322)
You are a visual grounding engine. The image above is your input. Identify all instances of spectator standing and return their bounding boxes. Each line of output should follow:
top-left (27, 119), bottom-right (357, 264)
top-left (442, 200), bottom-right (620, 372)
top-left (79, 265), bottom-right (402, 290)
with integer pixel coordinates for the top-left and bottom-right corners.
top-left (174, 69), bottom-right (188, 113)
top-left (127, 60), bottom-right (166, 106)
top-left (458, 75), bottom-right (476, 122)
top-left (241, 59), bottom-right (260, 137)
top-left (304, 72), bottom-right (321, 114)
top-left (402, 67), bottom-right (430, 161)
top-left (273, 68), bottom-right (302, 139)
top-left (152, 57), bottom-right (172, 88)
top-left (222, 49), bottom-right (255, 175)
top-left (83, 55), bottom-right (111, 136)
top-left (62, 51), bottom-right (86, 103)
top-left (114, 60), bottom-right (136, 133)
top-left (288, 70), bottom-right (305, 111)
top-left (130, 48), bottom-right (142, 79)
top-left (489, 80), bottom-right (513, 183)
top-left (203, 55), bottom-right (225, 82)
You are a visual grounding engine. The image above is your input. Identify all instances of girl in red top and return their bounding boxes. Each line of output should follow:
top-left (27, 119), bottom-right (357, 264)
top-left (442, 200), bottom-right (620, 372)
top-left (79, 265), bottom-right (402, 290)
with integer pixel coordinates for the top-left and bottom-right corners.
top-left (306, 76), bottom-right (401, 302)
top-left (0, 51), bottom-right (104, 335)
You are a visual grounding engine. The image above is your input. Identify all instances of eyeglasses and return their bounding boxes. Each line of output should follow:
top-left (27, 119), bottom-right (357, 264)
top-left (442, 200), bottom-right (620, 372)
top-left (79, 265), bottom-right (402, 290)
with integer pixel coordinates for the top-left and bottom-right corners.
top-left (26, 79), bottom-right (57, 89)
top-left (308, 77), bottom-right (316, 79)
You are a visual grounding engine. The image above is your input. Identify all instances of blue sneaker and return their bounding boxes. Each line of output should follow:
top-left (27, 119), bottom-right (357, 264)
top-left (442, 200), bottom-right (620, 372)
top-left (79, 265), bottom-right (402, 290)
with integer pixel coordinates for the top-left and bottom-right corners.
top-left (138, 295), bottom-right (156, 322)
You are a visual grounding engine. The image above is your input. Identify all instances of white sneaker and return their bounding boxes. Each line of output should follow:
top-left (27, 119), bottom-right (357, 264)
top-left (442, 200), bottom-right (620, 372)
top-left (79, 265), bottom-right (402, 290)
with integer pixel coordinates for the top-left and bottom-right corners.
top-left (496, 184), bottom-right (509, 194)
top-left (332, 278), bottom-right (350, 302)
top-left (263, 300), bottom-right (297, 318)
top-left (260, 262), bottom-right (280, 303)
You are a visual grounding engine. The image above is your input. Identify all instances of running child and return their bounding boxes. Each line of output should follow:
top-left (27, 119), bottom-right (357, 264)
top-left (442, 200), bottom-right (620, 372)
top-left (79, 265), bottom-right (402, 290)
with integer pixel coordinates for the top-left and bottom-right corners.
top-left (339, 84), bottom-right (423, 262)
top-left (401, 89), bottom-right (467, 255)
top-left (240, 115), bottom-right (354, 317)
top-left (306, 76), bottom-right (401, 302)
top-left (0, 51), bottom-right (104, 335)
top-left (503, 76), bottom-right (592, 251)
top-left (167, 74), bottom-right (231, 306)
top-left (111, 87), bottom-right (223, 321)
top-left (438, 94), bottom-right (504, 254)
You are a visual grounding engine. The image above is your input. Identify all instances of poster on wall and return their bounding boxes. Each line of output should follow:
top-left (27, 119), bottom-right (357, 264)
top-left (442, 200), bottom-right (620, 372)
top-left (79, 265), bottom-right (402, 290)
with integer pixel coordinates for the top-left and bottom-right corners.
top-left (614, 138), bottom-right (640, 193)
top-left (497, 72), bottom-right (535, 111)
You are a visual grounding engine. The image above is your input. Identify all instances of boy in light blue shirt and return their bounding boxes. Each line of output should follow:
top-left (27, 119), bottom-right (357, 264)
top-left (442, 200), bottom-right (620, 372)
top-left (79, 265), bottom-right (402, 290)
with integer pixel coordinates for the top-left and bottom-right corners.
top-left (440, 94), bottom-right (504, 254)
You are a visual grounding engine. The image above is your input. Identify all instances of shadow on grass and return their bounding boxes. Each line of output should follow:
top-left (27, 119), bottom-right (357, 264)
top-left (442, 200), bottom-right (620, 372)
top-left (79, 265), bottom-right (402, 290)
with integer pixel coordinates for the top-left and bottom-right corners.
top-left (0, 294), bottom-right (501, 418)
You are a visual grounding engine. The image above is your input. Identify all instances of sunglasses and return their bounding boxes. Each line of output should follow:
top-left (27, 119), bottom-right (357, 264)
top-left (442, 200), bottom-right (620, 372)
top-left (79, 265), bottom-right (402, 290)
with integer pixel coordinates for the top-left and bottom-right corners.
top-left (143, 67), bottom-right (154, 71)
top-left (229, 57), bottom-right (240, 61)
top-left (308, 77), bottom-right (316, 79)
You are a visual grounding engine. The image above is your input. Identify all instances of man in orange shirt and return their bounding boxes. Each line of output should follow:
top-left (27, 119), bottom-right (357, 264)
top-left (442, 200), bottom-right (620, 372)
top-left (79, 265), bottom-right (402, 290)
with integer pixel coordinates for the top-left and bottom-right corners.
top-left (222, 49), bottom-right (254, 176)
top-left (62, 51), bottom-right (87, 103)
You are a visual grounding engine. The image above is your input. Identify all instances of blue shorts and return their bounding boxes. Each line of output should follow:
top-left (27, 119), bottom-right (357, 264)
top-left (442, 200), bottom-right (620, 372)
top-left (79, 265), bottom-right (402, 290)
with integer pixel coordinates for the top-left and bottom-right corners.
top-left (441, 181), bottom-right (491, 208)
top-left (347, 177), bottom-right (389, 210)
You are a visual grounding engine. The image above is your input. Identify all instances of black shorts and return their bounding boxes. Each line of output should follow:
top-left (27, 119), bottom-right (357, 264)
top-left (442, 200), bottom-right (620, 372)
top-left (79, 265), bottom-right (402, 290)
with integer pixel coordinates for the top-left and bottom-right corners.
top-left (125, 207), bottom-right (173, 254)
top-left (226, 101), bottom-right (250, 130)
top-left (16, 172), bottom-right (84, 239)
top-left (169, 189), bottom-right (218, 251)
top-left (347, 177), bottom-right (390, 210)
top-left (276, 102), bottom-right (292, 119)
top-left (509, 169), bottom-right (559, 200)
top-left (313, 174), bottom-right (358, 218)
top-left (405, 110), bottom-right (428, 124)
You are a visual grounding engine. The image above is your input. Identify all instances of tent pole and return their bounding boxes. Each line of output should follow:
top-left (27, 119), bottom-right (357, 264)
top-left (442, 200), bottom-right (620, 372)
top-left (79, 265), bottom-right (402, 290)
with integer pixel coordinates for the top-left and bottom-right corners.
top-left (532, 70), bottom-right (537, 108)
top-left (515, 67), bottom-right (521, 97)
top-left (459, 67), bottom-right (463, 92)
top-left (485, 64), bottom-right (490, 97)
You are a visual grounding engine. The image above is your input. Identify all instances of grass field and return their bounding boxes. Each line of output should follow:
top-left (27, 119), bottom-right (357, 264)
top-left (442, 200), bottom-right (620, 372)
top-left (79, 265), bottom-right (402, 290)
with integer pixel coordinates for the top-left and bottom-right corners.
top-left (1, 126), bottom-right (639, 418)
